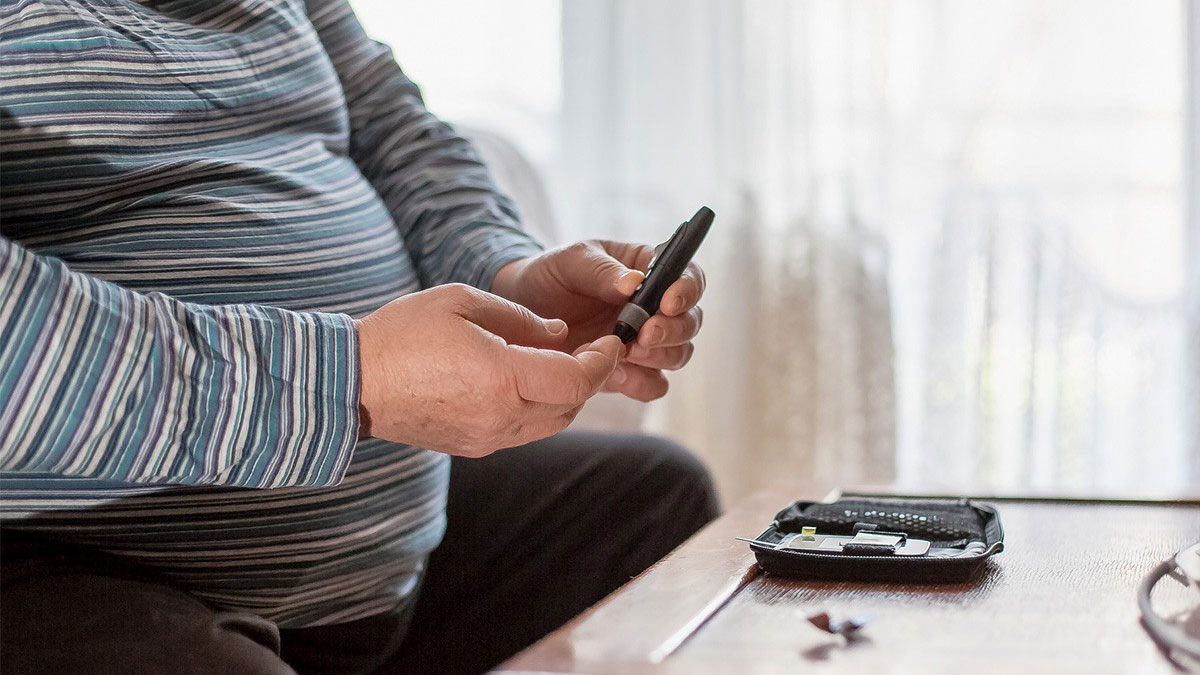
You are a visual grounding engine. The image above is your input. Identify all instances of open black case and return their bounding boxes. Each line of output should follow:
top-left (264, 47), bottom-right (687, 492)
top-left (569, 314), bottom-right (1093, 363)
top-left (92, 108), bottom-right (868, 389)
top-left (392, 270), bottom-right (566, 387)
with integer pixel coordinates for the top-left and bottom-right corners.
top-left (748, 495), bottom-right (1004, 582)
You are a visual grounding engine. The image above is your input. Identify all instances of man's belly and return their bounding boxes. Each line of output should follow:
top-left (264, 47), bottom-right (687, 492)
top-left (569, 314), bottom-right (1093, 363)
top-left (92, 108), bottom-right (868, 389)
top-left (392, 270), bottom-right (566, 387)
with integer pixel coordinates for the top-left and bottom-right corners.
top-left (0, 441), bottom-right (450, 628)
top-left (0, 0), bottom-right (451, 628)
top-left (0, 174), bottom-right (446, 625)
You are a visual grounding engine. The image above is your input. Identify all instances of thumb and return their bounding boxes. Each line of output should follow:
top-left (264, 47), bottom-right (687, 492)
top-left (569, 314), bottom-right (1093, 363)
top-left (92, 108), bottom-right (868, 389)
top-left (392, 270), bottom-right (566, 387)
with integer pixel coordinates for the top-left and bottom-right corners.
top-left (454, 287), bottom-right (568, 348)
top-left (571, 335), bottom-right (623, 389)
top-left (559, 243), bottom-right (644, 305)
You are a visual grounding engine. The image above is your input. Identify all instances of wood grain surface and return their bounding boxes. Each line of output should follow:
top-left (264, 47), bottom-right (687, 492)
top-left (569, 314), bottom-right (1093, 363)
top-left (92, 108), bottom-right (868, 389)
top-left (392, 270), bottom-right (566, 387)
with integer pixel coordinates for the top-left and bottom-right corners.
top-left (497, 489), bottom-right (1200, 675)
top-left (497, 488), bottom-right (829, 674)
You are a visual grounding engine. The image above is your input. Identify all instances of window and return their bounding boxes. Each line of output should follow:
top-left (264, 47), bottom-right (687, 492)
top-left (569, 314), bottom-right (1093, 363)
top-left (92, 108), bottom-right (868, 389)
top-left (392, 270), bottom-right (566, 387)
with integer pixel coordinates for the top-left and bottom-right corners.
top-left (346, 1), bottom-right (1198, 498)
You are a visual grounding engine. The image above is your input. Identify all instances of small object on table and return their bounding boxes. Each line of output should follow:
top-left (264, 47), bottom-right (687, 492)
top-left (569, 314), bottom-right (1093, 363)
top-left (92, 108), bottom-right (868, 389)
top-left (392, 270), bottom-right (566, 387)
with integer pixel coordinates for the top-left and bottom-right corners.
top-left (1137, 540), bottom-right (1200, 664)
top-left (805, 610), bottom-right (878, 637)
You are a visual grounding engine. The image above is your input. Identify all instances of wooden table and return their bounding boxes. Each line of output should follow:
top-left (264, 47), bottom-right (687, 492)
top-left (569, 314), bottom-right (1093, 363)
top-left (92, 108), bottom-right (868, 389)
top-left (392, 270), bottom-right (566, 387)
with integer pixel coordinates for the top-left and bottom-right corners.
top-left (497, 488), bottom-right (1200, 674)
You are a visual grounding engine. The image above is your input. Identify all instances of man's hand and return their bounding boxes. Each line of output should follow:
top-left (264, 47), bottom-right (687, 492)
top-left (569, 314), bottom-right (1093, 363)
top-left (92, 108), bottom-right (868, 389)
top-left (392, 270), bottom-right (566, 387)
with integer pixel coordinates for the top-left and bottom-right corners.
top-left (356, 284), bottom-right (622, 456)
top-left (491, 240), bottom-right (705, 402)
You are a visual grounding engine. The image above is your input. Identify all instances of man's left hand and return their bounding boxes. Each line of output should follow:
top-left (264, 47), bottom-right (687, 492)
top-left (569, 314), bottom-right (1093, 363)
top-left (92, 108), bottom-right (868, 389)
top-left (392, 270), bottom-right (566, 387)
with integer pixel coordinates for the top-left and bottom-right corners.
top-left (491, 240), bottom-right (705, 402)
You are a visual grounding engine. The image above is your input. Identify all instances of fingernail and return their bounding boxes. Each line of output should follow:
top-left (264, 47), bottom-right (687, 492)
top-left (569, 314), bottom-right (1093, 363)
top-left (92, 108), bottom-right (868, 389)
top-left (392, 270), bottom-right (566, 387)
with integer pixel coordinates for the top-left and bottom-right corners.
top-left (618, 270), bottom-right (643, 287)
top-left (548, 319), bottom-right (567, 334)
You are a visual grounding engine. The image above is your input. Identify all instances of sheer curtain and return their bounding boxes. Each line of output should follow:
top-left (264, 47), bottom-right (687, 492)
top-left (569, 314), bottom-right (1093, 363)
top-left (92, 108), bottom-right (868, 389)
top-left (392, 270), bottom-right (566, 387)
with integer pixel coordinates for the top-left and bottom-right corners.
top-left (557, 0), bottom-right (1199, 500)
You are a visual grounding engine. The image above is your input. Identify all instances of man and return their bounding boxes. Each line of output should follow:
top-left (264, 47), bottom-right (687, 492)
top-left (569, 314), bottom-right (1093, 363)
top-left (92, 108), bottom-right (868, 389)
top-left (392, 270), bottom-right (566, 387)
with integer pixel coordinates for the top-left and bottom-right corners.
top-left (0, 1), bottom-right (717, 673)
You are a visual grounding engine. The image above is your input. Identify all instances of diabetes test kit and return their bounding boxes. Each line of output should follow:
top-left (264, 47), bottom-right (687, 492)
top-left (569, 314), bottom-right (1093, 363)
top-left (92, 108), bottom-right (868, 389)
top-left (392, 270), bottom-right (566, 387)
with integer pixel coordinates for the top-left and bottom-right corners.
top-left (742, 495), bottom-right (1004, 582)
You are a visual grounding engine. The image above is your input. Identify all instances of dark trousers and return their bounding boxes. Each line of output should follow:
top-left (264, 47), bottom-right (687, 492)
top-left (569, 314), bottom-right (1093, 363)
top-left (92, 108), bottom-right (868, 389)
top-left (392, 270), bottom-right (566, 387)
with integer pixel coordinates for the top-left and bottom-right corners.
top-left (1, 431), bottom-right (720, 675)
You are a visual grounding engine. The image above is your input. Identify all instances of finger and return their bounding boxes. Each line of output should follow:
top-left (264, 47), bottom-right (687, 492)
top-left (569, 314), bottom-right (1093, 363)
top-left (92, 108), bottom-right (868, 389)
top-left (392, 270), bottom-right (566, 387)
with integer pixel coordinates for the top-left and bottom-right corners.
top-left (602, 363), bottom-right (669, 402)
top-left (505, 348), bottom-right (595, 405)
top-left (637, 305), bottom-right (702, 348)
top-left (556, 242), bottom-right (645, 304)
top-left (518, 396), bottom-right (589, 421)
top-left (658, 261), bottom-right (706, 316)
top-left (630, 243), bottom-right (656, 272)
top-left (517, 399), bottom-right (589, 425)
top-left (503, 401), bottom-right (589, 448)
top-left (517, 401), bottom-right (578, 421)
top-left (501, 415), bottom-right (572, 450)
top-left (573, 335), bottom-right (624, 388)
top-left (593, 240), bottom-right (656, 274)
top-left (625, 342), bottom-right (695, 371)
top-left (562, 401), bottom-right (587, 426)
top-left (506, 335), bottom-right (621, 405)
top-left (452, 285), bottom-right (568, 348)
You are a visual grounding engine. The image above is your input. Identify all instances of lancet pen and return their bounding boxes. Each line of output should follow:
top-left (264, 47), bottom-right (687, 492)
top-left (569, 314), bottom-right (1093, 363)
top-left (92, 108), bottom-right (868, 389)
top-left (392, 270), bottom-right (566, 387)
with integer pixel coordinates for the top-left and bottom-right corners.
top-left (613, 206), bottom-right (714, 344)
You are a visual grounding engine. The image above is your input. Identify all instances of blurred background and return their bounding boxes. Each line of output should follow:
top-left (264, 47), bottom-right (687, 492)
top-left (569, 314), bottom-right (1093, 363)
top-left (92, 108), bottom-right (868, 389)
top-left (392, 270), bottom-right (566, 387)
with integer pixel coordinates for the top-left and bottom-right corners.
top-left (349, 0), bottom-right (1200, 503)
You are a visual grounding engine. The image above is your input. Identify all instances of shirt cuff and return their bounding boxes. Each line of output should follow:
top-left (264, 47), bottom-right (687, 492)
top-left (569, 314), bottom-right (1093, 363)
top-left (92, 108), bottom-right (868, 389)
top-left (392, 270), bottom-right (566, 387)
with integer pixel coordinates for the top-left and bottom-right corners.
top-left (296, 309), bottom-right (361, 487)
top-left (222, 307), bottom-right (361, 489)
top-left (461, 230), bottom-right (545, 292)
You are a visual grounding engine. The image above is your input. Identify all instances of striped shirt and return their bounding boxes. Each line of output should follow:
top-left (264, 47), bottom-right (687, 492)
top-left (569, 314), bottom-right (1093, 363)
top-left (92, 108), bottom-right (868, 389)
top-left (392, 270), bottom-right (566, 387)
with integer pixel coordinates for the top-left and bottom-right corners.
top-left (0, 0), bottom-right (542, 627)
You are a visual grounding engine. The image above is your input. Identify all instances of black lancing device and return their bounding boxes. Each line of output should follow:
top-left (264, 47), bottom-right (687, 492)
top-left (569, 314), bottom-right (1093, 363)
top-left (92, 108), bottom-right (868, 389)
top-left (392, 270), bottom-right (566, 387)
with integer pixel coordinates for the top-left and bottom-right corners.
top-left (613, 206), bottom-right (715, 344)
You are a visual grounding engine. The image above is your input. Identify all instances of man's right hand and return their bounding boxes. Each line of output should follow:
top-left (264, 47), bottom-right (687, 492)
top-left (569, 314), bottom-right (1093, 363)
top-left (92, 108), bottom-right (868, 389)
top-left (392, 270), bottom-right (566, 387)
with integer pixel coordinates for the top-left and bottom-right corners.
top-left (355, 283), bottom-right (622, 457)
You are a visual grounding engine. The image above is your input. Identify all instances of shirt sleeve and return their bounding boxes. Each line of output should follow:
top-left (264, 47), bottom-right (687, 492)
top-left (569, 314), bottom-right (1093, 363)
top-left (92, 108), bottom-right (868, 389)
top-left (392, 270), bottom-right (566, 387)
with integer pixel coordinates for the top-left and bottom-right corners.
top-left (304, 0), bottom-right (544, 291)
top-left (0, 238), bottom-right (361, 489)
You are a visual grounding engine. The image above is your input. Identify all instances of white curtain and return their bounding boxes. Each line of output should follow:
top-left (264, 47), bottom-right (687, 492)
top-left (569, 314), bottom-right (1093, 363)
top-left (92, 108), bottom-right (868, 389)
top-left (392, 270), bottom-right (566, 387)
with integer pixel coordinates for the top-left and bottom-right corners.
top-left (555, 0), bottom-right (1199, 500)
